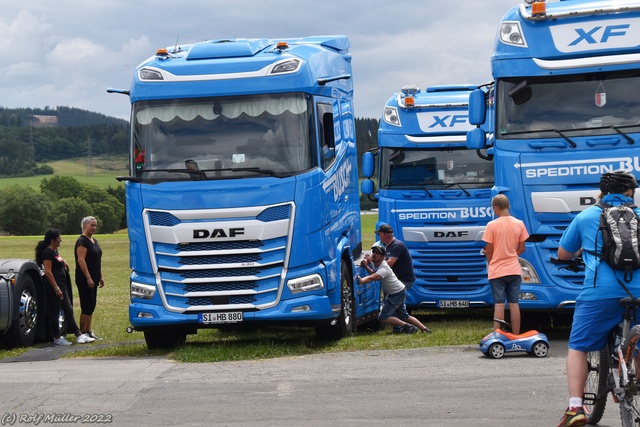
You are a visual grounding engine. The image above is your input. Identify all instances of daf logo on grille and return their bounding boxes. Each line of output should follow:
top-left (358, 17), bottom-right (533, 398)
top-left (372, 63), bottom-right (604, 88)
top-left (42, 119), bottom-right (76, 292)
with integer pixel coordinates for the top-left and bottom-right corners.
top-left (434, 231), bottom-right (468, 238)
top-left (193, 228), bottom-right (245, 238)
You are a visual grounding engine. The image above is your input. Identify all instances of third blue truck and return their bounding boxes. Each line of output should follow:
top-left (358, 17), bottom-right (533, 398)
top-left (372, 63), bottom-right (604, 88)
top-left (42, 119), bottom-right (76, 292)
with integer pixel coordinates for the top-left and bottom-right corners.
top-left (362, 84), bottom-right (494, 309)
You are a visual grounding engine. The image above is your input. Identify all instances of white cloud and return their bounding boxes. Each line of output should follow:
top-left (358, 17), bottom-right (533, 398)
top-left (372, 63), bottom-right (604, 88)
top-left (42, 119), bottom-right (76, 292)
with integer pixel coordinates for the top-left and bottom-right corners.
top-left (0, 1), bottom-right (517, 119)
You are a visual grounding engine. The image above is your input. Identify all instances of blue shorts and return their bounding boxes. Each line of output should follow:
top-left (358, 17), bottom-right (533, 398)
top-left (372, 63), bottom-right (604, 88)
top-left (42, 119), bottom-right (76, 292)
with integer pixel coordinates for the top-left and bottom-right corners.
top-left (489, 275), bottom-right (521, 304)
top-left (379, 289), bottom-right (409, 321)
top-left (569, 298), bottom-right (635, 352)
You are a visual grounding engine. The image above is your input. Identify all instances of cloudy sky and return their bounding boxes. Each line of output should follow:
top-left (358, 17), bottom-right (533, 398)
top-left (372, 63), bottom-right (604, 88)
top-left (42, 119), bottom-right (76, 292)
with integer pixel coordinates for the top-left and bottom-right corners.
top-left (1, 1), bottom-right (519, 121)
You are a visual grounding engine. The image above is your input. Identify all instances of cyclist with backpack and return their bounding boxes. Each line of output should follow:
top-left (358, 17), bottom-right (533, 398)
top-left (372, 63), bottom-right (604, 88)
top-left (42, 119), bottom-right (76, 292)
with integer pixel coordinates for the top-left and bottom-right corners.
top-left (557, 169), bottom-right (640, 427)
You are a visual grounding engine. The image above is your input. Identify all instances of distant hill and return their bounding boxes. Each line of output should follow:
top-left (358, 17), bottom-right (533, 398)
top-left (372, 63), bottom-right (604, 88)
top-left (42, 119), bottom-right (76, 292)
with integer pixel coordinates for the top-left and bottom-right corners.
top-left (0, 106), bottom-right (129, 178)
top-left (0, 105), bottom-right (128, 127)
top-left (0, 106), bottom-right (378, 178)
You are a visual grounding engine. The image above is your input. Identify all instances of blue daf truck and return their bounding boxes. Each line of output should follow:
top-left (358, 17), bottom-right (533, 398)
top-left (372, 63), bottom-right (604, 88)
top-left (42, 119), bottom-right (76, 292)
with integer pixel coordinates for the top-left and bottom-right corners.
top-left (467, 0), bottom-right (640, 310)
top-left (361, 84), bottom-right (494, 309)
top-left (109, 36), bottom-right (380, 348)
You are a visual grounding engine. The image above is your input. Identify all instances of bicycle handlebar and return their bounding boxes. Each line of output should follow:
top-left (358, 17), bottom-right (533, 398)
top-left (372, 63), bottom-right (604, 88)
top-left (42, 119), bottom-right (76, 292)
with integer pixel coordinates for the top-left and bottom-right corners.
top-left (550, 256), bottom-right (585, 273)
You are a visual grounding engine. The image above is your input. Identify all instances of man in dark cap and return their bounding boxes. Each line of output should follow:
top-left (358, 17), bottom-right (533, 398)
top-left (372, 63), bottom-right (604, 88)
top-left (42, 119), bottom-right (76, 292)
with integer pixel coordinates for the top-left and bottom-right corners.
top-left (358, 244), bottom-right (431, 334)
top-left (556, 170), bottom-right (640, 427)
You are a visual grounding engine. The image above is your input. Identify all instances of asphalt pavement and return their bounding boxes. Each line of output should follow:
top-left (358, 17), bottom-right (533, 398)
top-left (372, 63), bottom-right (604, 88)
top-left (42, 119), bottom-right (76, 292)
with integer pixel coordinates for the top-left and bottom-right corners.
top-left (0, 340), bottom-right (625, 426)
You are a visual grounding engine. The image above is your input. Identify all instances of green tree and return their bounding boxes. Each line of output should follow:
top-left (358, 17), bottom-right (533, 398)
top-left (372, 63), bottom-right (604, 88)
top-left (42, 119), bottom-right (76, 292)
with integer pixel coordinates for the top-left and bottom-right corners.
top-left (0, 185), bottom-right (51, 235)
top-left (49, 197), bottom-right (92, 235)
top-left (40, 175), bottom-right (84, 200)
top-left (93, 198), bottom-right (124, 234)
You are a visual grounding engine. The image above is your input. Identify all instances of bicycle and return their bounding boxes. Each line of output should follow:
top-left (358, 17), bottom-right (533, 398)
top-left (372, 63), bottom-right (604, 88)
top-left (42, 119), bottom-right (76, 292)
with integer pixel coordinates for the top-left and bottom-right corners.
top-left (583, 297), bottom-right (640, 426)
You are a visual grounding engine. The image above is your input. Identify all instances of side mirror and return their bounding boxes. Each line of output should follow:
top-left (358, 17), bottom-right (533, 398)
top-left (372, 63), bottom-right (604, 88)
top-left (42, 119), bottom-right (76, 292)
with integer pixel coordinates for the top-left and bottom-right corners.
top-left (361, 179), bottom-right (374, 195)
top-left (361, 152), bottom-right (374, 178)
top-left (466, 128), bottom-right (486, 150)
top-left (468, 89), bottom-right (486, 126)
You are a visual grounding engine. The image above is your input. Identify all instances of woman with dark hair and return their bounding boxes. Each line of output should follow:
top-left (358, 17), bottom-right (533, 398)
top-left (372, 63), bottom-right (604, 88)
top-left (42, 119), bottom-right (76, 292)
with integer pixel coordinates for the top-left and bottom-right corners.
top-left (36, 229), bottom-right (95, 345)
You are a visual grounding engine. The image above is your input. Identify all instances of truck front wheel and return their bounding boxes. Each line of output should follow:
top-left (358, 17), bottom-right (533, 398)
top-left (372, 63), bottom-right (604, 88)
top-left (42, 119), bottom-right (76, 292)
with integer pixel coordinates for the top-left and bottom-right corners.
top-left (315, 260), bottom-right (354, 341)
top-left (144, 329), bottom-right (187, 349)
top-left (3, 276), bottom-right (38, 348)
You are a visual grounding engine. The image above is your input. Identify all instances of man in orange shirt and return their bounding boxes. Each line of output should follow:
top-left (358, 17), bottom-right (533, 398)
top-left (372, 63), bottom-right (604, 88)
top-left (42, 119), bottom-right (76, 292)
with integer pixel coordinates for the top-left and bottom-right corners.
top-left (482, 194), bottom-right (529, 334)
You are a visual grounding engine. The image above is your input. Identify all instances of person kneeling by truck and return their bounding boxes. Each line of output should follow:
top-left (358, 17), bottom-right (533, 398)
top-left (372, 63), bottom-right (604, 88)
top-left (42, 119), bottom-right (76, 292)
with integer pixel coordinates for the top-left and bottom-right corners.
top-left (358, 245), bottom-right (431, 334)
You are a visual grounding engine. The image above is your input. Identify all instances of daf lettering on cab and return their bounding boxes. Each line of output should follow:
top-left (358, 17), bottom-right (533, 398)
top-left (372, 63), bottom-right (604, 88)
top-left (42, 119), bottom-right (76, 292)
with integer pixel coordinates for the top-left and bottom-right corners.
top-left (467, 0), bottom-right (640, 310)
top-left (109, 36), bottom-right (380, 349)
top-left (362, 84), bottom-right (494, 309)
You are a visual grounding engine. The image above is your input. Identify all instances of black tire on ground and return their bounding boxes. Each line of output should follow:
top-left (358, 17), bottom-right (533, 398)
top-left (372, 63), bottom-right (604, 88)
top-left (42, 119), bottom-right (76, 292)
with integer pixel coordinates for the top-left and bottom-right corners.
top-left (584, 348), bottom-right (609, 425)
top-left (620, 325), bottom-right (640, 427)
top-left (3, 276), bottom-right (39, 348)
top-left (144, 329), bottom-right (187, 349)
top-left (315, 260), bottom-right (354, 341)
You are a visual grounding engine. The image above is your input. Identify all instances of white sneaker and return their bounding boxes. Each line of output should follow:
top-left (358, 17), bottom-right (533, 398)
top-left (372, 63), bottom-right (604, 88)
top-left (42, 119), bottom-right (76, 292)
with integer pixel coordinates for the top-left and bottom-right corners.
top-left (76, 333), bottom-right (95, 344)
top-left (53, 337), bottom-right (72, 346)
top-left (87, 331), bottom-right (103, 340)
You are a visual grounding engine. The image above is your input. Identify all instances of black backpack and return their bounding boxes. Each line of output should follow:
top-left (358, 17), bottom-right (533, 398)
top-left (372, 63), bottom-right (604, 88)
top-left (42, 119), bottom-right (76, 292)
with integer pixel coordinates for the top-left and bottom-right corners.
top-left (588, 201), bottom-right (640, 284)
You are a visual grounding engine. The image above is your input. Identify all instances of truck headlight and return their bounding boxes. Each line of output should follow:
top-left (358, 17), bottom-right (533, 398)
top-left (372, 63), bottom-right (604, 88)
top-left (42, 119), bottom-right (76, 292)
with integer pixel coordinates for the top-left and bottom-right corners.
top-left (383, 106), bottom-right (400, 126)
top-left (519, 258), bottom-right (541, 284)
top-left (287, 274), bottom-right (324, 294)
top-left (131, 282), bottom-right (156, 299)
top-left (500, 22), bottom-right (527, 47)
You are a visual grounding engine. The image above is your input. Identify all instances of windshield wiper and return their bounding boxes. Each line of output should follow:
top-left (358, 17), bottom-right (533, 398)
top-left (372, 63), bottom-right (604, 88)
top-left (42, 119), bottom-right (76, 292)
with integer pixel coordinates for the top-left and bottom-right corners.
top-left (445, 182), bottom-right (471, 197)
top-left (610, 125), bottom-right (635, 144)
top-left (137, 168), bottom-right (207, 179)
top-left (500, 128), bottom-right (576, 148)
top-left (418, 184), bottom-right (434, 198)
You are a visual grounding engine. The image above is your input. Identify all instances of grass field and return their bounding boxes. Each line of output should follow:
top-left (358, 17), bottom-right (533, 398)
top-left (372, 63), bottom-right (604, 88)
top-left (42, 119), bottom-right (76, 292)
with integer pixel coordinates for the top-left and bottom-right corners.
top-left (0, 212), bottom-right (519, 362)
top-left (0, 159), bottom-right (573, 361)
top-left (0, 157), bottom-right (128, 190)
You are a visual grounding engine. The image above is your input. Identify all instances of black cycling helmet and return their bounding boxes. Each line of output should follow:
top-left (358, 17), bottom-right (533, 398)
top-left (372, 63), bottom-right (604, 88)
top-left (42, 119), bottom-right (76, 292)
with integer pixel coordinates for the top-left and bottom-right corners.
top-left (600, 169), bottom-right (638, 194)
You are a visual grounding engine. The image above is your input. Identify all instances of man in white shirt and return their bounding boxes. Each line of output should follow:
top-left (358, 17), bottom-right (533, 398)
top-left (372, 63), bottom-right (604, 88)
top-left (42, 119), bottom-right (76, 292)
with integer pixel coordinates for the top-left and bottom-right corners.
top-left (358, 245), bottom-right (431, 334)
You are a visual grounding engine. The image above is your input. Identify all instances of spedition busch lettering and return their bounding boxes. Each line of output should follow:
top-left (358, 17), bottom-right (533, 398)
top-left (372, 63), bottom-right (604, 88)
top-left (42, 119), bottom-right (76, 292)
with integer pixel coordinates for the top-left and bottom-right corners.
top-left (398, 206), bottom-right (492, 220)
top-left (193, 228), bottom-right (245, 238)
top-left (521, 157), bottom-right (640, 179)
top-left (323, 159), bottom-right (352, 202)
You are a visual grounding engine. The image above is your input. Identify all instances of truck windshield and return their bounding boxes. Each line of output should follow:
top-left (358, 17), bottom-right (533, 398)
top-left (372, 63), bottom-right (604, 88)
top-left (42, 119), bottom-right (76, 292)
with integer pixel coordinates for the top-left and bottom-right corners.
top-left (131, 93), bottom-right (314, 180)
top-left (379, 148), bottom-right (493, 190)
top-left (496, 70), bottom-right (640, 140)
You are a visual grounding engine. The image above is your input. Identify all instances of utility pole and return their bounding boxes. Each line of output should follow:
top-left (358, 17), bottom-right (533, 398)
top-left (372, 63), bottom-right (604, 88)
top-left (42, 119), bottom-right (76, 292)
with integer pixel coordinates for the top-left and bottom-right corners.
top-left (29, 118), bottom-right (34, 162)
top-left (87, 136), bottom-right (93, 176)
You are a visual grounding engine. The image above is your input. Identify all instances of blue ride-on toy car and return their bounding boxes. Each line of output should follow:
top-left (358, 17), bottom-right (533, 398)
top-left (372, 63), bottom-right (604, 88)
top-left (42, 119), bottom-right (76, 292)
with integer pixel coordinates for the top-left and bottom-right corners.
top-left (479, 319), bottom-right (549, 359)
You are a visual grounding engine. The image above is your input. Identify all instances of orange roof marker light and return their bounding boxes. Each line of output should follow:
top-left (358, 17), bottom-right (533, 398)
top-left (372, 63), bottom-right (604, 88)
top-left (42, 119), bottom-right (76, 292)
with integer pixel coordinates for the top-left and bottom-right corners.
top-left (276, 41), bottom-right (289, 50)
top-left (401, 84), bottom-right (420, 108)
top-left (156, 48), bottom-right (169, 56)
top-left (528, 0), bottom-right (547, 17)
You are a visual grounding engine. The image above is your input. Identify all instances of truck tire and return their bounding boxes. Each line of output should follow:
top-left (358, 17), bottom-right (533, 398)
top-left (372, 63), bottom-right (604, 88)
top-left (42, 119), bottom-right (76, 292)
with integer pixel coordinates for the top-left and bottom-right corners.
top-left (144, 329), bottom-right (187, 349)
top-left (3, 276), bottom-right (38, 348)
top-left (315, 260), bottom-right (354, 341)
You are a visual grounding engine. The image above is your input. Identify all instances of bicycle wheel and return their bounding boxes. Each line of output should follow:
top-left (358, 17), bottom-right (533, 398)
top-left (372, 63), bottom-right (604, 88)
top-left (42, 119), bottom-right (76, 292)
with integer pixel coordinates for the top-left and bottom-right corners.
top-left (584, 347), bottom-right (610, 425)
top-left (620, 325), bottom-right (640, 427)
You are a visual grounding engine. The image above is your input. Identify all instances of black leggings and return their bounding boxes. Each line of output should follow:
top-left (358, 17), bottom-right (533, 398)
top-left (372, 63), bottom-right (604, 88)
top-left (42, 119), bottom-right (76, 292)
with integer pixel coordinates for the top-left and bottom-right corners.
top-left (77, 282), bottom-right (98, 315)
